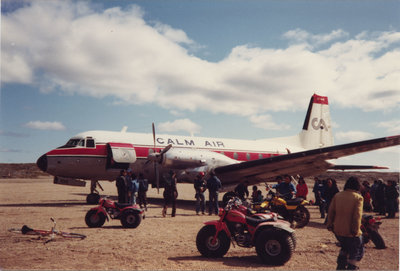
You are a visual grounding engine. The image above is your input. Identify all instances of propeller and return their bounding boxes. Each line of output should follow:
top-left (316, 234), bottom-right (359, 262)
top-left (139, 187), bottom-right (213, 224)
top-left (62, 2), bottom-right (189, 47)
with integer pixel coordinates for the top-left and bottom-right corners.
top-left (146, 123), bottom-right (172, 193)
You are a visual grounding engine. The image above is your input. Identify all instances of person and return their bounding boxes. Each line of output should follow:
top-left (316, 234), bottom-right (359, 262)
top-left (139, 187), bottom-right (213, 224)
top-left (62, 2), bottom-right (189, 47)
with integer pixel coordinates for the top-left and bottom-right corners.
top-left (296, 176), bottom-right (308, 200)
top-left (361, 181), bottom-right (372, 212)
top-left (137, 173), bottom-right (149, 211)
top-left (251, 185), bottom-right (259, 202)
top-left (234, 181), bottom-right (249, 200)
top-left (206, 170), bottom-right (222, 215)
top-left (272, 174), bottom-right (296, 200)
top-left (127, 169), bottom-right (138, 204)
top-left (322, 178), bottom-right (339, 224)
top-left (327, 176), bottom-right (364, 270)
top-left (194, 172), bottom-right (206, 215)
top-left (370, 180), bottom-right (379, 212)
top-left (162, 170), bottom-right (178, 217)
top-left (116, 169), bottom-right (128, 203)
top-left (375, 179), bottom-right (386, 215)
top-left (384, 180), bottom-right (399, 218)
top-left (313, 177), bottom-right (326, 218)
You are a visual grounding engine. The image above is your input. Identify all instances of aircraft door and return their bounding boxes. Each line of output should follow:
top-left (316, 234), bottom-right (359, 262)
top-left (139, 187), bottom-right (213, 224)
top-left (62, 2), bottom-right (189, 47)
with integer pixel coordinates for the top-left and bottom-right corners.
top-left (106, 143), bottom-right (137, 169)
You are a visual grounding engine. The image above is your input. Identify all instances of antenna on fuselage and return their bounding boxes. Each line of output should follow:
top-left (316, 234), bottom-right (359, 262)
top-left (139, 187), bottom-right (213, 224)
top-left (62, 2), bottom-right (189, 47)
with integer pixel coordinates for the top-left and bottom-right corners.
top-left (121, 126), bottom-right (128, 133)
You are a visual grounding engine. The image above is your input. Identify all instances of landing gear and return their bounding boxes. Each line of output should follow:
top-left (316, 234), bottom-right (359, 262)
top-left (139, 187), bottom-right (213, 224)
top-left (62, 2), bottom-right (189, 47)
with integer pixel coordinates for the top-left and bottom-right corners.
top-left (86, 193), bottom-right (100, 204)
top-left (86, 180), bottom-right (103, 204)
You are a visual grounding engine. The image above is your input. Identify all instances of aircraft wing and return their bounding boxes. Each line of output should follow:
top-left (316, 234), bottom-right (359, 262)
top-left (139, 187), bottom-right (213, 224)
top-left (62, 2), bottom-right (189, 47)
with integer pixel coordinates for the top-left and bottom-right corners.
top-left (214, 135), bottom-right (400, 188)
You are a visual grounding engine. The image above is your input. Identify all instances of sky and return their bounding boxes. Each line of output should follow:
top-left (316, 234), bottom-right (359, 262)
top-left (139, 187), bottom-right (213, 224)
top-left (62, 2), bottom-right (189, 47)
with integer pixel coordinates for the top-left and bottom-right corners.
top-left (1, 0), bottom-right (399, 172)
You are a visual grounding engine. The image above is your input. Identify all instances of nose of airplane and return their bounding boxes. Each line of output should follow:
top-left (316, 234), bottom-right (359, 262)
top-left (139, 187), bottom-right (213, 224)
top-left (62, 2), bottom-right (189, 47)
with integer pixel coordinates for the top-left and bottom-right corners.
top-left (36, 154), bottom-right (48, 172)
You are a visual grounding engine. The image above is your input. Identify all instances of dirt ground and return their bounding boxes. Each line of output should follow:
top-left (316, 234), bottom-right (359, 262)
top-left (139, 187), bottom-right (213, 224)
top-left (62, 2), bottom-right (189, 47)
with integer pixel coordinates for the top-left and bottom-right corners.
top-left (0, 177), bottom-right (398, 270)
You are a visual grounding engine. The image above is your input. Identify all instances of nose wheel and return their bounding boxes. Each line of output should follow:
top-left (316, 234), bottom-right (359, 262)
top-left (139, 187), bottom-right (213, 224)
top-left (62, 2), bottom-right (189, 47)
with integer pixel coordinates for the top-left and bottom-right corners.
top-left (86, 193), bottom-right (100, 204)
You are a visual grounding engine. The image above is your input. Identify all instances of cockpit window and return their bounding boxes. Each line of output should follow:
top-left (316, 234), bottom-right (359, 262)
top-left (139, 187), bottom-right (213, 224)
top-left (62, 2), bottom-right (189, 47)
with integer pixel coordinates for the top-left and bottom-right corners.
top-left (86, 139), bottom-right (95, 148)
top-left (58, 138), bottom-right (85, 148)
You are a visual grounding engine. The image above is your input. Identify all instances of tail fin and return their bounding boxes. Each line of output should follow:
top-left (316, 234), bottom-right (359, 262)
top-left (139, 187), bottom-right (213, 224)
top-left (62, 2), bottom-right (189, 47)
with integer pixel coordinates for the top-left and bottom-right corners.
top-left (299, 94), bottom-right (334, 149)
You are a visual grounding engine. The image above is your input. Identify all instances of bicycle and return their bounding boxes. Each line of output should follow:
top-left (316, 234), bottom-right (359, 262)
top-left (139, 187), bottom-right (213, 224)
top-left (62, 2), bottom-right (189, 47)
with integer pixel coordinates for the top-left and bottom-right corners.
top-left (8, 217), bottom-right (86, 244)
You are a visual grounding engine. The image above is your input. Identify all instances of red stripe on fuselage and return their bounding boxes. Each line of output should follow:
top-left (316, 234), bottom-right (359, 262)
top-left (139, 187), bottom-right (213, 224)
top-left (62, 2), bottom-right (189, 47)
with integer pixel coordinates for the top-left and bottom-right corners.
top-left (47, 144), bottom-right (281, 162)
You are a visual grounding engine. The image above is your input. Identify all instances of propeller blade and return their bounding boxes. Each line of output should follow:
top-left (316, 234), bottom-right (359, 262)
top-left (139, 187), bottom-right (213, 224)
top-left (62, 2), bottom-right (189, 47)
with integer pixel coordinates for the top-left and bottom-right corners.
top-left (152, 122), bottom-right (156, 150)
top-left (160, 144), bottom-right (172, 156)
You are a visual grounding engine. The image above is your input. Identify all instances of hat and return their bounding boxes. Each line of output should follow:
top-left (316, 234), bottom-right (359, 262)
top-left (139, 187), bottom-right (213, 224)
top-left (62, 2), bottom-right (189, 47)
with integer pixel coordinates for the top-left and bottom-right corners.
top-left (197, 172), bottom-right (205, 177)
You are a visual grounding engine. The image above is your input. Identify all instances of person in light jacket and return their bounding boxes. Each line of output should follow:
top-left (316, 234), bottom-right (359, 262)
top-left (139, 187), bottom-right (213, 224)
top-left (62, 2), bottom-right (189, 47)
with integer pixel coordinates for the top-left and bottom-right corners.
top-left (327, 177), bottom-right (364, 270)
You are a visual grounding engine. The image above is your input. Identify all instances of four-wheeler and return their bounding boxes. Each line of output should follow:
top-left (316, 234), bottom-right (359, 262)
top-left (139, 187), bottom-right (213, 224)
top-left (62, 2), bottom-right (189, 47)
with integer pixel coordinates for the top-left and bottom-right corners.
top-left (361, 214), bottom-right (386, 249)
top-left (85, 197), bottom-right (144, 228)
top-left (196, 197), bottom-right (296, 265)
top-left (253, 185), bottom-right (310, 228)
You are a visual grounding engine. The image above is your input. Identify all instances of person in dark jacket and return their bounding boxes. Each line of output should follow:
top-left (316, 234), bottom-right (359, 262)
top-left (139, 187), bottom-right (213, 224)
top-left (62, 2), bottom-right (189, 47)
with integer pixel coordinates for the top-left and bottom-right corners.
top-left (322, 178), bottom-right (339, 224)
top-left (384, 180), bottom-right (399, 218)
top-left (206, 170), bottom-right (222, 215)
top-left (194, 172), bottom-right (206, 215)
top-left (116, 169), bottom-right (128, 203)
top-left (162, 170), bottom-right (178, 217)
top-left (375, 179), bottom-right (386, 215)
top-left (137, 173), bottom-right (149, 211)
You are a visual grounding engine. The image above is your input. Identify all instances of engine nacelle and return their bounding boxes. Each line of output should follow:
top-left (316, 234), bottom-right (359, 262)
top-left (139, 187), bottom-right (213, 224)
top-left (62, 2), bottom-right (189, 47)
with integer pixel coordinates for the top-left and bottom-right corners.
top-left (161, 148), bottom-right (238, 169)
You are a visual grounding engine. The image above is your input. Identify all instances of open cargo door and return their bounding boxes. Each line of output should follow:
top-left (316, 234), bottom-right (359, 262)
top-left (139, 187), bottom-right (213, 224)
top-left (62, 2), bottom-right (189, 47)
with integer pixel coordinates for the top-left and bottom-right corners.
top-left (107, 143), bottom-right (136, 169)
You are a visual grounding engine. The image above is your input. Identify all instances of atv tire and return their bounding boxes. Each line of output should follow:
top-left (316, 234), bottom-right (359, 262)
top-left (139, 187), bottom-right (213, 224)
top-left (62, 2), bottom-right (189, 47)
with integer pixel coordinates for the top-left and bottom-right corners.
top-left (85, 210), bottom-right (106, 228)
top-left (120, 210), bottom-right (141, 228)
top-left (255, 229), bottom-right (294, 265)
top-left (292, 205), bottom-right (310, 228)
top-left (369, 229), bottom-right (386, 249)
top-left (196, 225), bottom-right (230, 258)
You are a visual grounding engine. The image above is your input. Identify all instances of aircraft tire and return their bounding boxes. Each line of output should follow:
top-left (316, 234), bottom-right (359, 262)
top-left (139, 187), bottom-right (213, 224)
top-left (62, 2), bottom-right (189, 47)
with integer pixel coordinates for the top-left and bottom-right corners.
top-left (86, 193), bottom-right (100, 204)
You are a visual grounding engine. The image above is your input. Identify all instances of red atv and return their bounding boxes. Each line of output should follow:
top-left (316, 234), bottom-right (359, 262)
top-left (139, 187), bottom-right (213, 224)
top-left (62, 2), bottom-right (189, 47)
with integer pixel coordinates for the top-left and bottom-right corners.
top-left (85, 197), bottom-right (144, 228)
top-left (361, 214), bottom-right (386, 249)
top-left (196, 197), bottom-right (296, 265)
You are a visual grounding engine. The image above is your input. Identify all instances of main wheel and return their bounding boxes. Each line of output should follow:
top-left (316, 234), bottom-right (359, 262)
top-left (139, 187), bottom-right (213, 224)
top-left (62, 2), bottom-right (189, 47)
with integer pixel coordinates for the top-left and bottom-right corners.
top-left (86, 193), bottom-right (100, 204)
top-left (196, 225), bottom-right (230, 258)
top-left (255, 229), bottom-right (294, 265)
top-left (85, 210), bottom-right (106, 228)
top-left (120, 210), bottom-right (141, 228)
top-left (292, 205), bottom-right (310, 228)
top-left (369, 229), bottom-right (386, 249)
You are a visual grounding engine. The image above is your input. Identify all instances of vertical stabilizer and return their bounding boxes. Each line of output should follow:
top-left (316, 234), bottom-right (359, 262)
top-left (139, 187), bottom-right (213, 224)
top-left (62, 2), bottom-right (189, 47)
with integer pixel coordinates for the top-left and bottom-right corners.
top-left (299, 94), bottom-right (334, 149)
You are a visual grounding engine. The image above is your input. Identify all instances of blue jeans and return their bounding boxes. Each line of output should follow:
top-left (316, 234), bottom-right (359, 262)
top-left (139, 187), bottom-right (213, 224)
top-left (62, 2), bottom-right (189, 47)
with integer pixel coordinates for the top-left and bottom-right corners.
top-left (195, 192), bottom-right (205, 213)
top-left (208, 191), bottom-right (219, 214)
top-left (335, 235), bottom-right (364, 266)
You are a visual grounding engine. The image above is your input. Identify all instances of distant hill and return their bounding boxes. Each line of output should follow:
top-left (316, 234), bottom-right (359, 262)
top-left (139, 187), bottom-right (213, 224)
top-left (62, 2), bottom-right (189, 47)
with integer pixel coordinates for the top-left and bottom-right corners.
top-left (0, 163), bottom-right (50, 178)
top-left (0, 163), bottom-right (398, 182)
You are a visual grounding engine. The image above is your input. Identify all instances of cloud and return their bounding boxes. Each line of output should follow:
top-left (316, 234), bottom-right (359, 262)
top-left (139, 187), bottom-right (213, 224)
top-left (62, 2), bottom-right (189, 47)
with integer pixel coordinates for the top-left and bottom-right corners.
top-left (249, 115), bottom-right (291, 130)
top-left (375, 120), bottom-right (400, 134)
top-left (335, 131), bottom-right (374, 142)
top-left (0, 130), bottom-right (29, 137)
top-left (2, 1), bottom-right (400, 131)
top-left (24, 121), bottom-right (66, 131)
top-left (157, 119), bottom-right (201, 135)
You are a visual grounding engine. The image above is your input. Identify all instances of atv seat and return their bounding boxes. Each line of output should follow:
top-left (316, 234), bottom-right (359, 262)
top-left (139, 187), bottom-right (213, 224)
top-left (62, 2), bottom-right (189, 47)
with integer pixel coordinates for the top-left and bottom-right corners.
top-left (285, 198), bottom-right (304, 206)
top-left (246, 216), bottom-right (276, 227)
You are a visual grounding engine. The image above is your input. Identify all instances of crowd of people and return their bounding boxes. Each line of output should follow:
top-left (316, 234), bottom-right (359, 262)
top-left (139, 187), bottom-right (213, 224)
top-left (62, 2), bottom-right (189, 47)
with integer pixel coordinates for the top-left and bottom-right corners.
top-left (113, 169), bottom-right (398, 270)
top-left (115, 169), bottom-right (399, 222)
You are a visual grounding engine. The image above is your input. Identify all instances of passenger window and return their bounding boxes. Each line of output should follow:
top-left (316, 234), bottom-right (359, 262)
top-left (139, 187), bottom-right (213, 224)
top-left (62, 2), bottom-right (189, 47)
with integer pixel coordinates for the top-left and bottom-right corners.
top-left (233, 152), bottom-right (238, 159)
top-left (246, 153), bottom-right (251, 160)
top-left (86, 139), bottom-right (95, 148)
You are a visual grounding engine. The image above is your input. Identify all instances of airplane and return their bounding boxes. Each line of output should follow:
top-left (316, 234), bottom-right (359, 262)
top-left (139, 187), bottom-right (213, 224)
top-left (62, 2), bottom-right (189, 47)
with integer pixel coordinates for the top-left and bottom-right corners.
top-left (36, 94), bottom-right (400, 204)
